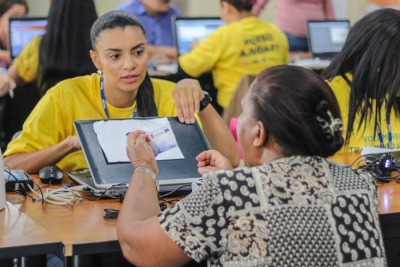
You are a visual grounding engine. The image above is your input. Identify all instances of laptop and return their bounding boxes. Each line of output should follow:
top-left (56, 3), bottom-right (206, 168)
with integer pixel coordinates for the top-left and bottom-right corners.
top-left (8, 17), bottom-right (47, 60)
top-left (173, 16), bottom-right (224, 56)
top-left (307, 20), bottom-right (350, 60)
top-left (67, 117), bottom-right (210, 197)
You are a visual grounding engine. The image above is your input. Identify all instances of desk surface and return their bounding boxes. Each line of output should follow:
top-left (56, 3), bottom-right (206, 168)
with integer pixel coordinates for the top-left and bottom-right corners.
top-left (330, 152), bottom-right (400, 215)
top-left (6, 155), bottom-right (400, 257)
top-left (0, 201), bottom-right (62, 259)
top-left (6, 183), bottom-right (123, 257)
top-left (6, 175), bottom-right (182, 257)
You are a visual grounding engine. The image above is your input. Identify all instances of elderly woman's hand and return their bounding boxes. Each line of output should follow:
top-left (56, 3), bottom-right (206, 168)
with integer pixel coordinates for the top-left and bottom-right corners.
top-left (172, 79), bottom-right (204, 124)
top-left (196, 150), bottom-right (233, 175)
top-left (126, 130), bottom-right (158, 176)
top-left (0, 74), bottom-right (15, 97)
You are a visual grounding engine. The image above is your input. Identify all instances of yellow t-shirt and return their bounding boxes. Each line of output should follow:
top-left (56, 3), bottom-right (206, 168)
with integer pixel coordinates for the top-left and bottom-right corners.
top-left (179, 16), bottom-right (289, 108)
top-left (328, 75), bottom-right (400, 153)
top-left (14, 36), bottom-right (41, 83)
top-left (4, 74), bottom-right (178, 171)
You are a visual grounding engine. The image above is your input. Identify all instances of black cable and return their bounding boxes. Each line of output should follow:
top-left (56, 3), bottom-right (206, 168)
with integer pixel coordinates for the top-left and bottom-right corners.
top-left (349, 155), bottom-right (365, 168)
top-left (97, 183), bottom-right (128, 200)
top-left (158, 184), bottom-right (192, 199)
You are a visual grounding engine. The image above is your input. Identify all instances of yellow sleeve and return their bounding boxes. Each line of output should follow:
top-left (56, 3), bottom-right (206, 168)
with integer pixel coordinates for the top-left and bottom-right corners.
top-left (14, 36), bottom-right (42, 83)
top-left (4, 89), bottom-right (66, 157)
top-left (178, 29), bottom-right (223, 78)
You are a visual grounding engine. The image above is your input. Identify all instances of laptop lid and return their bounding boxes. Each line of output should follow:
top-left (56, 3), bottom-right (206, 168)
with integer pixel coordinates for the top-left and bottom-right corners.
top-left (173, 17), bottom-right (224, 56)
top-left (307, 20), bottom-right (350, 60)
top-left (8, 16), bottom-right (47, 60)
top-left (73, 117), bottom-right (210, 194)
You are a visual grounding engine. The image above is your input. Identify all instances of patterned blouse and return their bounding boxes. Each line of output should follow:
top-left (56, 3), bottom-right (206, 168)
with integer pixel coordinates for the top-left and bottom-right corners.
top-left (158, 156), bottom-right (387, 267)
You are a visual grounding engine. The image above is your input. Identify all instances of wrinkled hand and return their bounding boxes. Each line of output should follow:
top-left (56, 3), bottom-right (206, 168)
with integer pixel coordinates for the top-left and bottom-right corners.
top-left (0, 75), bottom-right (15, 97)
top-left (172, 79), bottom-right (204, 124)
top-left (126, 130), bottom-right (158, 176)
top-left (196, 150), bottom-right (233, 175)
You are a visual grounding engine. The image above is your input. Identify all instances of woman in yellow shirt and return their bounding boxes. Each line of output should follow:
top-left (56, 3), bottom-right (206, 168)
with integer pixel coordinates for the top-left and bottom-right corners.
top-left (178, 0), bottom-right (288, 109)
top-left (323, 8), bottom-right (400, 153)
top-left (3, 11), bottom-right (239, 173)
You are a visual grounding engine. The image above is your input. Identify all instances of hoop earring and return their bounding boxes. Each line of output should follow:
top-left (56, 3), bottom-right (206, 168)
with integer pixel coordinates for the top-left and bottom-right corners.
top-left (97, 69), bottom-right (103, 75)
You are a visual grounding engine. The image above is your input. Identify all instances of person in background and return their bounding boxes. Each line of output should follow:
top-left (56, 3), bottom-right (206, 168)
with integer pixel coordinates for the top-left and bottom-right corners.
top-left (252, 0), bottom-right (335, 52)
top-left (0, 0), bottom-right (28, 65)
top-left (116, 0), bottom-right (181, 61)
top-left (179, 0), bottom-right (288, 110)
top-left (117, 65), bottom-right (386, 266)
top-left (3, 10), bottom-right (239, 174)
top-left (0, 0), bottom-right (98, 97)
top-left (323, 8), bottom-right (400, 153)
top-left (366, 0), bottom-right (399, 13)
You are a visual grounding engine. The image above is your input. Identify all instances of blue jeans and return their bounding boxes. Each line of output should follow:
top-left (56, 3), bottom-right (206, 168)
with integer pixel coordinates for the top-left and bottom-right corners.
top-left (285, 32), bottom-right (309, 52)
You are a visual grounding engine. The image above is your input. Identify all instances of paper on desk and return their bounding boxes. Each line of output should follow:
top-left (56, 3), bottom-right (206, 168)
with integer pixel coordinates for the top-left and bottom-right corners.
top-left (361, 146), bottom-right (400, 156)
top-left (93, 118), bottom-right (184, 162)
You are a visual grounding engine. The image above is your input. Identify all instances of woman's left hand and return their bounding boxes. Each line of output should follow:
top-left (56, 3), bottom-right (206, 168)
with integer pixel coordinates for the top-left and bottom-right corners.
top-left (196, 150), bottom-right (233, 175)
top-left (172, 79), bottom-right (204, 124)
top-left (126, 131), bottom-right (158, 176)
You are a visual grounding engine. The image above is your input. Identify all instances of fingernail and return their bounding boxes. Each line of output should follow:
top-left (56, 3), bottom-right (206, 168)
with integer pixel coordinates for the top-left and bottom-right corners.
top-left (185, 119), bottom-right (190, 124)
top-left (179, 117), bottom-right (184, 123)
top-left (195, 109), bottom-right (199, 113)
top-left (191, 118), bottom-right (195, 124)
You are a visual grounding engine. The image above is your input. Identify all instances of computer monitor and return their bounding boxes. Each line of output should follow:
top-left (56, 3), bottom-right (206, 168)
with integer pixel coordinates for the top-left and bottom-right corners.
top-left (174, 17), bottom-right (224, 56)
top-left (307, 20), bottom-right (350, 60)
top-left (8, 17), bottom-right (47, 60)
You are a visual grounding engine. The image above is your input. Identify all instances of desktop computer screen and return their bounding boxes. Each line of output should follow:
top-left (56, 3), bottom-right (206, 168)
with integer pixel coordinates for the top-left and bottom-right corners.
top-left (307, 20), bottom-right (350, 56)
top-left (8, 17), bottom-right (47, 60)
top-left (174, 17), bottom-right (224, 55)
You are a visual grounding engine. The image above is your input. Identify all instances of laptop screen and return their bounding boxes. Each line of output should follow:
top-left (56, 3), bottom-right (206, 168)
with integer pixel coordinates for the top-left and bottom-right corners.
top-left (307, 20), bottom-right (350, 57)
top-left (8, 17), bottom-right (47, 60)
top-left (174, 17), bottom-right (224, 55)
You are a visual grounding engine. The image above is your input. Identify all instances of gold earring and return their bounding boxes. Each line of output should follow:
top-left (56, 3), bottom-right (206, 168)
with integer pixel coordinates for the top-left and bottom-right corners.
top-left (97, 69), bottom-right (103, 75)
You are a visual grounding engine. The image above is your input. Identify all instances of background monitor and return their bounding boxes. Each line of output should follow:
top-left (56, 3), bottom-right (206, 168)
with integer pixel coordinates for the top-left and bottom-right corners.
top-left (8, 17), bottom-right (47, 60)
top-left (307, 20), bottom-right (350, 58)
top-left (174, 17), bottom-right (224, 55)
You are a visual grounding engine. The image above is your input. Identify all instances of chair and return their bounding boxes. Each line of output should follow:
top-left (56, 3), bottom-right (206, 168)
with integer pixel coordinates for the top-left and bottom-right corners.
top-left (222, 74), bottom-right (256, 126)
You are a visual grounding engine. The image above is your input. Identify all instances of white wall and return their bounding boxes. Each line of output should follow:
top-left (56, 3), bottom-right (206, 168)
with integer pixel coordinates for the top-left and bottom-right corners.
top-left (27, 0), bottom-right (368, 25)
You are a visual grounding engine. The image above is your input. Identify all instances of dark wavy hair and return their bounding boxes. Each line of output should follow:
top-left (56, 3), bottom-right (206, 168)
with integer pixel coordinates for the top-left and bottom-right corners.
top-left (38, 0), bottom-right (98, 95)
top-left (0, 0), bottom-right (28, 17)
top-left (322, 8), bottom-right (400, 146)
top-left (251, 65), bottom-right (343, 157)
top-left (90, 10), bottom-right (157, 117)
top-left (221, 0), bottom-right (256, 11)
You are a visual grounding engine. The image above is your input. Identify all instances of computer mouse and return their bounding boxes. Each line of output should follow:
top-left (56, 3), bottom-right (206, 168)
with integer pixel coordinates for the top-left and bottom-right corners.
top-left (39, 165), bottom-right (63, 184)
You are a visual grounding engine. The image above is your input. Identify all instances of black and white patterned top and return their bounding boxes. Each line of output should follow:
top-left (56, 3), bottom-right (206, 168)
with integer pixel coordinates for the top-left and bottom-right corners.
top-left (158, 156), bottom-right (387, 267)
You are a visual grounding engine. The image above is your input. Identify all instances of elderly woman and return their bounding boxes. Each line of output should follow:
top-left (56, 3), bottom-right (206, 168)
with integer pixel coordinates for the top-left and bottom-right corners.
top-left (118, 65), bottom-right (386, 267)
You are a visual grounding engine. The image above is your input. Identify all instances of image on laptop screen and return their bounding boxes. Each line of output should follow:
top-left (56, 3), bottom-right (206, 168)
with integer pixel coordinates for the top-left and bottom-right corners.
top-left (307, 20), bottom-right (350, 59)
top-left (8, 17), bottom-right (47, 60)
top-left (174, 17), bottom-right (224, 55)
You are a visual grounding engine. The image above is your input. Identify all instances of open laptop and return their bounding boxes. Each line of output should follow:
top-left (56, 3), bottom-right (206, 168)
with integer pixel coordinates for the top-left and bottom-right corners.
top-left (8, 17), bottom-right (47, 61)
top-left (67, 117), bottom-right (210, 197)
top-left (307, 20), bottom-right (350, 60)
top-left (148, 17), bottom-right (224, 76)
top-left (173, 16), bottom-right (224, 56)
